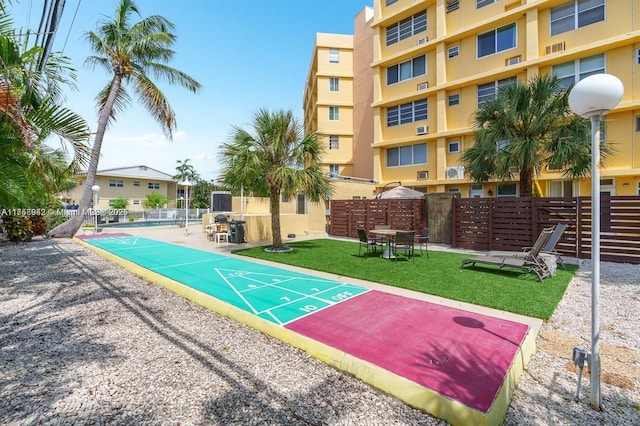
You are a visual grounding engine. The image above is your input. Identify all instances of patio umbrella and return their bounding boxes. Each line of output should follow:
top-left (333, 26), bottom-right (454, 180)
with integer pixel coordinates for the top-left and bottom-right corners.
top-left (376, 185), bottom-right (425, 199)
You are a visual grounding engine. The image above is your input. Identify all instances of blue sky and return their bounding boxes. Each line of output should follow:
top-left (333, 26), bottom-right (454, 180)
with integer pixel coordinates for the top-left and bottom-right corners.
top-left (8, 0), bottom-right (372, 181)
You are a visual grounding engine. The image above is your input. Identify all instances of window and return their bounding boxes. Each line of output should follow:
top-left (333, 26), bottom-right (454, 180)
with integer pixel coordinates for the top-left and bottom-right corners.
top-left (133, 200), bottom-right (140, 205)
top-left (329, 135), bottom-right (339, 150)
top-left (329, 164), bottom-right (339, 177)
top-left (549, 180), bottom-right (574, 197)
top-left (447, 0), bottom-right (460, 13)
top-left (496, 139), bottom-right (510, 151)
top-left (386, 143), bottom-right (427, 167)
top-left (636, 116), bottom-right (640, 132)
top-left (497, 183), bottom-right (517, 197)
top-left (109, 179), bottom-right (124, 188)
top-left (550, 0), bottom-right (605, 36)
top-left (637, 49), bottom-right (640, 65)
top-left (385, 10), bottom-right (427, 46)
top-left (600, 178), bottom-right (615, 195)
top-left (296, 194), bottom-right (307, 214)
top-left (386, 55), bottom-right (426, 85)
top-left (386, 0), bottom-right (398, 5)
top-left (329, 77), bottom-right (339, 92)
top-left (329, 48), bottom-right (339, 63)
top-left (448, 141), bottom-right (460, 153)
top-left (477, 0), bottom-right (496, 8)
top-left (133, 181), bottom-right (140, 187)
top-left (386, 99), bottom-right (428, 127)
top-left (281, 194), bottom-right (290, 203)
top-left (470, 184), bottom-right (484, 198)
top-left (637, 182), bottom-right (640, 196)
top-left (447, 46), bottom-right (459, 59)
top-left (477, 77), bottom-right (516, 107)
top-left (148, 182), bottom-right (160, 189)
top-left (329, 106), bottom-right (339, 121)
top-left (478, 23), bottom-right (516, 58)
top-left (552, 53), bottom-right (605, 89)
top-left (448, 94), bottom-right (460, 106)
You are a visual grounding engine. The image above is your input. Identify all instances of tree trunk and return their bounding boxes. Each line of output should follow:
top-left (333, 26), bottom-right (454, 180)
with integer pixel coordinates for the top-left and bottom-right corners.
top-left (519, 166), bottom-right (534, 198)
top-left (48, 76), bottom-right (123, 237)
top-left (269, 189), bottom-right (283, 249)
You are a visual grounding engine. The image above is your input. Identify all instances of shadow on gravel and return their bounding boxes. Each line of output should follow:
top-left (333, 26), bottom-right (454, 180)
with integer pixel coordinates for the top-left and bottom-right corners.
top-left (1, 239), bottom-right (431, 425)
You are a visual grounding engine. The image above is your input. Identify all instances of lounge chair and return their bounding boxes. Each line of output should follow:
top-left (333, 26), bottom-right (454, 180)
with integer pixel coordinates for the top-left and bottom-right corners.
top-left (460, 227), bottom-right (554, 282)
top-left (488, 223), bottom-right (567, 270)
top-left (357, 229), bottom-right (381, 257)
top-left (392, 231), bottom-right (415, 261)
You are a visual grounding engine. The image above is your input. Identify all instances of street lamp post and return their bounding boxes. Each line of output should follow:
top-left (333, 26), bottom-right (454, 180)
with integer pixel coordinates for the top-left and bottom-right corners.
top-left (568, 73), bottom-right (624, 410)
top-left (180, 179), bottom-right (192, 236)
top-left (91, 185), bottom-right (100, 235)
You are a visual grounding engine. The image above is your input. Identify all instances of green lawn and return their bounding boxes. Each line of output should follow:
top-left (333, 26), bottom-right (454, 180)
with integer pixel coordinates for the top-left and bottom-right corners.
top-left (233, 238), bottom-right (578, 320)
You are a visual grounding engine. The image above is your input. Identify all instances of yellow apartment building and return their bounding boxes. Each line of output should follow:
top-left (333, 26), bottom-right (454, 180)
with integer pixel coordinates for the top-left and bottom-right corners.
top-left (67, 165), bottom-right (179, 211)
top-left (371, 0), bottom-right (640, 198)
top-left (303, 7), bottom-right (378, 199)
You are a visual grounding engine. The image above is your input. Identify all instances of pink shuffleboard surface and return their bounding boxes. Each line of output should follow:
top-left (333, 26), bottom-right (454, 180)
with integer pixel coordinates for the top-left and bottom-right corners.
top-left (285, 290), bottom-right (529, 413)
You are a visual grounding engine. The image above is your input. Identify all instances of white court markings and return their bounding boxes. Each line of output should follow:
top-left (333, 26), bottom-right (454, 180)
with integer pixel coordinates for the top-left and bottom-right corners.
top-left (214, 268), bottom-right (367, 325)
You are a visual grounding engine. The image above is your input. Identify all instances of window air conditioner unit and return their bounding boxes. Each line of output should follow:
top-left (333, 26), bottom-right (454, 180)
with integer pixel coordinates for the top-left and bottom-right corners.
top-left (416, 126), bottom-right (428, 135)
top-left (446, 166), bottom-right (465, 179)
top-left (545, 41), bottom-right (565, 55)
top-left (417, 37), bottom-right (428, 45)
top-left (417, 171), bottom-right (428, 180)
top-left (417, 82), bottom-right (428, 91)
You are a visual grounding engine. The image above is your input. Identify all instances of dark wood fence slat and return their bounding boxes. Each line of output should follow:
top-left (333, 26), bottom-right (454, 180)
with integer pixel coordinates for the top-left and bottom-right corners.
top-left (453, 196), bottom-right (640, 264)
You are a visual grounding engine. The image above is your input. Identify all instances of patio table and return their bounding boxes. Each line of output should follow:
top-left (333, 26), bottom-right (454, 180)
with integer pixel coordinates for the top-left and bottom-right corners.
top-left (370, 229), bottom-right (404, 259)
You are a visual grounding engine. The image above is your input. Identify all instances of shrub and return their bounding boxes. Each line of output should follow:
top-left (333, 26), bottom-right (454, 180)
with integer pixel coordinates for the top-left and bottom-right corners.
top-left (30, 215), bottom-right (47, 236)
top-left (45, 212), bottom-right (68, 233)
top-left (2, 215), bottom-right (34, 242)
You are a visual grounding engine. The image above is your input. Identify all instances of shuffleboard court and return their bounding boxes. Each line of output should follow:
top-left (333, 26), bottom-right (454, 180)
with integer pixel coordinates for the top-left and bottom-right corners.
top-left (81, 234), bottom-right (368, 325)
top-left (77, 233), bottom-right (536, 425)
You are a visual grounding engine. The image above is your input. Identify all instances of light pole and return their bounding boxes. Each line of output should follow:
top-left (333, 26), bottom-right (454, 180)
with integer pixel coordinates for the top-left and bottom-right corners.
top-left (91, 185), bottom-right (100, 235)
top-left (568, 73), bottom-right (623, 410)
top-left (180, 179), bottom-right (192, 236)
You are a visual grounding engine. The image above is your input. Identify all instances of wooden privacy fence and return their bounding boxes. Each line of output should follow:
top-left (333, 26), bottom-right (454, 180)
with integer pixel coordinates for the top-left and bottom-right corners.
top-left (453, 196), bottom-right (640, 264)
top-left (329, 199), bottom-right (426, 239)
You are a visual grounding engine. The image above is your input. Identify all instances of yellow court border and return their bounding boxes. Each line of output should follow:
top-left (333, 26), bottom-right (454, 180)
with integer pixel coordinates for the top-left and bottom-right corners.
top-left (75, 236), bottom-right (537, 426)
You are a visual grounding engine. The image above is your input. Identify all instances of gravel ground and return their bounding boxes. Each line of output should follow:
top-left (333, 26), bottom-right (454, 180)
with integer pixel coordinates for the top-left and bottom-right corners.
top-left (1, 237), bottom-right (638, 425)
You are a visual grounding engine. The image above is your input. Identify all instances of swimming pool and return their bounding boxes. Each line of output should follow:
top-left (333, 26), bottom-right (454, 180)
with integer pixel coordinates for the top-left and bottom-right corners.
top-left (99, 219), bottom-right (201, 228)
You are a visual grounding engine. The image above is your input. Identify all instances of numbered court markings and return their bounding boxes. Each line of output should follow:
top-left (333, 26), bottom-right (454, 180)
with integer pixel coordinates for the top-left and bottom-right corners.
top-left (82, 235), bottom-right (369, 325)
top-left (216, 268), bottom-right (368, 325)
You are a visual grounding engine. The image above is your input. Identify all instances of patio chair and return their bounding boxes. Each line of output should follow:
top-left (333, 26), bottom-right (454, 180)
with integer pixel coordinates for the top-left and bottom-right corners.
top-left (532, 223), bottom-right (567, 269)
top-left (460, 227), bottom-right (554, 282)
top-left (392, 231), bottom-right (415, 261)
top-left (357, 229), bottom-right (380, 257)
top-left (205, 223), bottom-right (216, 241)
top-left (415, 228), bottom-right (429, 257)
top-left (214, 221), bottom-right (230, 243)
top-left (488, 223), bottom-right (567, 270)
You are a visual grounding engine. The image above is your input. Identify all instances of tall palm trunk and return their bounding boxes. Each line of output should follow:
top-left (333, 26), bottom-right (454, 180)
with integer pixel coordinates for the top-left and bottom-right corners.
top-left (519, 166), bottom-right (534, 198)
top-left (48, 75), bottom-right (123, 237)
top-left (269, 188), bottom-right (283, 249)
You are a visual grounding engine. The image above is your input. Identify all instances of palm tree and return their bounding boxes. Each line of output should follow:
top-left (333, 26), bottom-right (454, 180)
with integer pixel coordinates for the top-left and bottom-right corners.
top-left (48, 0), bottom-right (201, 237)
top-left (220, 108), bottom-right (332, 250)
top-left (461, 74), bottom-right (611, 197)
top-left (1, 8), bottom-right (91, 208)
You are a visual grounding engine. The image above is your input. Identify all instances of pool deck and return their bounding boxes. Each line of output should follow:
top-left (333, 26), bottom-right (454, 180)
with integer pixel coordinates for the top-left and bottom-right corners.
top-left (78, 225), bottom-right (542, 425)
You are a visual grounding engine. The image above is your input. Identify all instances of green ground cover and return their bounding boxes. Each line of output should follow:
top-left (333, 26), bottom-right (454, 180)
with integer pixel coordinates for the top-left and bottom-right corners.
top-left (233, 239), bottom-right (578, 320)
